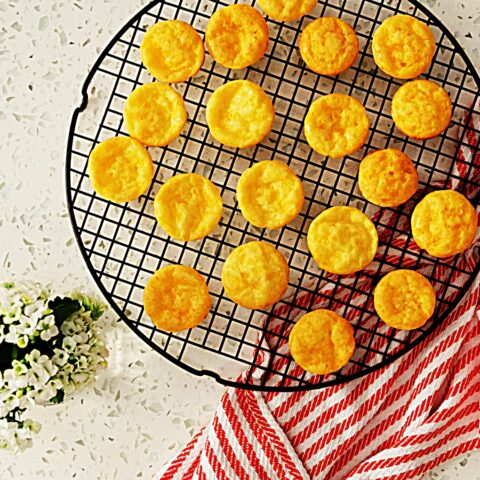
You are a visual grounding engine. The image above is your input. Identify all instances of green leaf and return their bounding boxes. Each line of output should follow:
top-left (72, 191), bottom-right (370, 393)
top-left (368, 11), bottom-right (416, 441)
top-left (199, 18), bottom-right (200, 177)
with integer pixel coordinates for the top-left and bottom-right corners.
top-left (86, 301), bottom-right (104, 321)
top-left (76, 295), bottom-right (105, 321)
top-left (48, 297), bottom-right (81, 323)
top-left (49, 390), bottom-right (65, 404)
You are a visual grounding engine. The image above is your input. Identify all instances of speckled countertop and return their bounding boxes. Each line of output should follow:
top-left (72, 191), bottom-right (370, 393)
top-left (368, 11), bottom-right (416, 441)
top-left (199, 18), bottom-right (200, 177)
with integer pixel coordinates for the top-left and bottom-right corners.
top-left (0, 1), bottom-right (479, 479)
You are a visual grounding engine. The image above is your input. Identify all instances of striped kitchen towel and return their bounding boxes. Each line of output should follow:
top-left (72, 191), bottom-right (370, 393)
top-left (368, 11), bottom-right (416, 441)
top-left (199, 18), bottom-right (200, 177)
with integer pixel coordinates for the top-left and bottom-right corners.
top-left (154, 102), bottom-right (480, 480)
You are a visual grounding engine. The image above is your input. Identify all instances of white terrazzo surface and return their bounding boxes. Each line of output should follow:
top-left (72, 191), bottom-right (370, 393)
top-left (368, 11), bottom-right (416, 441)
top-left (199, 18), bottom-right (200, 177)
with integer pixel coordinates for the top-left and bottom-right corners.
top-left (0, 0), bottom-right (479, 478)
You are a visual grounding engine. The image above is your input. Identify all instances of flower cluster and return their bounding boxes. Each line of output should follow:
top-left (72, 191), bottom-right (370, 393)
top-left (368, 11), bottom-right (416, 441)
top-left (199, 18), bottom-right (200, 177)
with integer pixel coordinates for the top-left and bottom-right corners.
top-left (0, 282), bottom-right (53, 348)
top-left (0, 282), bottom-right (107, 452)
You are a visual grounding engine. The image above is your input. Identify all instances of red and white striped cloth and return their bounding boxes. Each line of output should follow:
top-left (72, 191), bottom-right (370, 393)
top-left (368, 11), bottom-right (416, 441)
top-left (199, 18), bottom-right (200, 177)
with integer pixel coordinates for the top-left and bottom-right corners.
top-left (155, 101), bottom-right (480, 480)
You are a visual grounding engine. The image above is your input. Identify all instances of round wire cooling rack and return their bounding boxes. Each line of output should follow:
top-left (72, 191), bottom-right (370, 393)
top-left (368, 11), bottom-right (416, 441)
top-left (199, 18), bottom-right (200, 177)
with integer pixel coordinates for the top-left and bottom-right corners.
top-left (66, 0), bottom-right (480, 392)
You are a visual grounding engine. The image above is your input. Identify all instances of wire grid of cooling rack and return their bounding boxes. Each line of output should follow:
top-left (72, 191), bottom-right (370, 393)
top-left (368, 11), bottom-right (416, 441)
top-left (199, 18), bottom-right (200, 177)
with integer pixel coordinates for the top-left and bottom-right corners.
top-left (66, 0), bottom-right (480, 391)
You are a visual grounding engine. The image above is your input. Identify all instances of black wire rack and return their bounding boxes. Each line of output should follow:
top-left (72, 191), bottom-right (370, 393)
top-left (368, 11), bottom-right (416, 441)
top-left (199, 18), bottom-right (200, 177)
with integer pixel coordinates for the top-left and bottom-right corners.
top-left (66, 0), bottom-right (480, 391)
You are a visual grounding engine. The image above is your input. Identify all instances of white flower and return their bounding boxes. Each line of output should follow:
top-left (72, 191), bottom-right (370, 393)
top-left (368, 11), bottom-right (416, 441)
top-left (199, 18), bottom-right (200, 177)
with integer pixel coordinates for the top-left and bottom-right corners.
top-left (2, 370), bottom-right (13, 384)
top-left (62, 337), bottom-right (77, 353)
top-left (52, 349), bottom-right (68, 367)
top-left (4, 369), bottom-right (19, 388)
top-left (0, 282), bottom-right (44, 317)
top-left (0, 419), bottom-right (18, 451)
top-left (1, 292), bottom-right (22, 321)
top-left (10, 377), bottom-right (28, 390)
top-left (17, 283), bottom-right (45, 306)
top-left (3, 326), bottom-right (19, 344)
top-left (49, 377), bottom-right (63, 390)
top-left (26, 363), bottom-right (51, 388)
top-left (39, 324), bottom-right (59, 342)
top-left (36, 314), bottom-right (55, 333)
top-left (71, 372), bottom-right (92, 386)
top-left (38, 358), bottom-right (58, 378)
top-left (23, 419), bottom-right (41, 434)
top-left (4, 324), bottom-right (30, 348)
top-left (0, 282), bottom-right (47, 326)
top-left (62, 363), bottom-right (74, 375)
top-left (0, 283), bottom-right (108, 452)
top-left (23, 300), bottom-right (49, 319)
top-left (36, 354), bottom-right (50, 365)
top-left (4, 395), bottom-right (19, 412)
top-left (4, 366), bottom-right (28, 390)
top-left (77, 356), bottom-right (89, 370)
top-left (12, 361), bottom-right (28, 377)
top-left (15, 315), bottom-right (38, 336)
top-left (54, 372), bottom-right (76, 396)
top-left (35, 381), bottom-right (57, 403)
top-left (0, 386), bottom-right (12, 402)
top-left (61, 317), bottom-right (84, 336)
top-left (15, 428), bottom-right (34, 451)
top-left (25, 349), bottom-right (41, 364)
top-left (17, 335), bottom-right (29, 349)
top-left (0, 418), bottom-right (37, 453)
top-left (0, 404), bottom-right (10, 419)
top-left (72, 332), bottom-right (89, 345)
top-left (54, 372), bottom-right (70, 389)
top-left (25, 356), bottom-right (58, 390)
top-left (2, 314), bottom-right (18, 325)
top-left (18, 390), bottom-right (36, 410)
top-left (76, 343), bottom-right (91, 354)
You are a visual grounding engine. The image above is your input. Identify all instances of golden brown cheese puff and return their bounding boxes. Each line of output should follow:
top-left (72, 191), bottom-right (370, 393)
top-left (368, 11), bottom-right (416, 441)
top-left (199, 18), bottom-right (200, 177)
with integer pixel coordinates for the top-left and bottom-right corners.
top-left (206, 80), bottom-right (275, 149)
top-left (88, 136), bottom-right (153, 203)
top-left (304, 93), bottom-right (369, 158)
top-left (140, 20), bottom-right (204, 83)
top-left (124, 82), bottom-right (187, 147)
top-left (236, 160), bottom-right (304, 229)
top-left (411, 190), bottom-right (477, 258)
top-left (221, 241), bottom-right (289, 309)
top-left (358, 149), bottom-right (418, 207)
top-left (374, 270), bottom-right (436, 330)
top-left (289, 309), bottom-right (355, 375)
top-left (257, 0), bottom-right (316, 22)
top-left (144, 265), bottom-right (211, 332)
top-left (154, 173), bottom-right (223, 242)
top-left (300, 17), bottom-right (359, 76)
top-left (391, 80), bottom-right (452, 139)
top-left (205, 5), bottom-right (269, 69)
top-left (373, 15), bottom-right (436, 79)
top-left (308, 206), bottom-right (378, 275)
